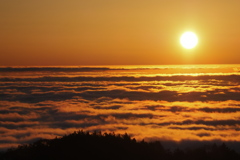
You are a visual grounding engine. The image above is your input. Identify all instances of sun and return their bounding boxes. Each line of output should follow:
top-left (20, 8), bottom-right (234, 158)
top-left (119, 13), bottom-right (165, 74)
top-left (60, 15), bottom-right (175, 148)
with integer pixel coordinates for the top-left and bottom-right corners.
top-left (180, 31), bottom-right (198, 49)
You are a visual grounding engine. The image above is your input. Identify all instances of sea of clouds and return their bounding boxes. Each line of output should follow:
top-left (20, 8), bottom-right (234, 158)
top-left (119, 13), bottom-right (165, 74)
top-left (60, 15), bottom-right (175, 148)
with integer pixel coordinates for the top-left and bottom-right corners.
top-left (1, 65), bottom-right (240, 151)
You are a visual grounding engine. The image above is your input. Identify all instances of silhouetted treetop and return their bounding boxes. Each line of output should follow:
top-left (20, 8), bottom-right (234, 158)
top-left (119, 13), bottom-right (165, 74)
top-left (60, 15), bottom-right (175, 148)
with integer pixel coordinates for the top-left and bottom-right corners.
top-left (1, 130), bottom-right (239, 160)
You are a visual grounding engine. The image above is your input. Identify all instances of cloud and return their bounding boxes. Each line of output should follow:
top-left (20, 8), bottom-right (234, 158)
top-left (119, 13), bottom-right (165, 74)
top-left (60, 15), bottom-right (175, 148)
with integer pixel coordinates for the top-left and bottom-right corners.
top-left (0, 121), bottom-right (40, 129)
top-left (1, 73), bottom-right (240, 104)
top-left (168, 126), bottom-right (215, 131)
top-left (0, 112), bottom-right (39, 122)
top-left (0, 66), bottom-right (112, 72)
top-left (93, 105), bottom-right (123, 110)
top-left (167, 106), bottom-right (191, 113)
top-left (144, 105), bottom-right (165, 111)
top-left (196, 132), bottom-right (212, 137)
top-left (198, 107), bottom-right (240, 113)
top-left (1, 75), bottom-right (240, 83)
top-left (193, 119), bottom-right (240, 126)
top-left (80, 89), bottom-right (240, 102)
top-left (1, 69), bottom-right (240, 151)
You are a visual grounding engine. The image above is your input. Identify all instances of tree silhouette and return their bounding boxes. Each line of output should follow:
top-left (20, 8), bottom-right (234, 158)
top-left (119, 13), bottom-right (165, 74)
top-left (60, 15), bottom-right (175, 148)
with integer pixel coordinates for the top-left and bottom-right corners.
top-left (1, 130), bottom-right (239, 160)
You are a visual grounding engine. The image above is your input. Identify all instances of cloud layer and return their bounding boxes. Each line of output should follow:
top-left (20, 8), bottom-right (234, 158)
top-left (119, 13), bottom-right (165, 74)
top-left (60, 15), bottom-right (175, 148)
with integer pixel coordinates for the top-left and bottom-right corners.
top-left (0, 65), bottom-right (240, 151)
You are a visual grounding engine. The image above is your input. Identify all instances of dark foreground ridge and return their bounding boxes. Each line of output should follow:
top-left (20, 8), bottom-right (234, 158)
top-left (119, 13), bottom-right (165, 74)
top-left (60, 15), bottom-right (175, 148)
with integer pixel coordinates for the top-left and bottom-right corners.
top-left (1, 131), bottom-right (239, 160)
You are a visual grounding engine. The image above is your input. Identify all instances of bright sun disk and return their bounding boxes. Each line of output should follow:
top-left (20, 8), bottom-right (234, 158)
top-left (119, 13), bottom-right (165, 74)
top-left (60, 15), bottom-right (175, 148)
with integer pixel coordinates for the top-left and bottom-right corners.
top-left (180, 31), bottom-right (198, 49)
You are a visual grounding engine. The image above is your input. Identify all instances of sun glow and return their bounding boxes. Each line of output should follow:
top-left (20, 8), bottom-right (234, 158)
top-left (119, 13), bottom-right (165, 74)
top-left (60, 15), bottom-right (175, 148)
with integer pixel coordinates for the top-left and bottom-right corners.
top-left (180, 32), bottom-right (198, 49)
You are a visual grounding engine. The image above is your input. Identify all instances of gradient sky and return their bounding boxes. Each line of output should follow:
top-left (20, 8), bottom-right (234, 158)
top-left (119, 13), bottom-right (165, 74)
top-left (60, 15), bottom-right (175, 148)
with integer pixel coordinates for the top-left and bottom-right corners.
top-left (1, 0), bottom-right (240, 66)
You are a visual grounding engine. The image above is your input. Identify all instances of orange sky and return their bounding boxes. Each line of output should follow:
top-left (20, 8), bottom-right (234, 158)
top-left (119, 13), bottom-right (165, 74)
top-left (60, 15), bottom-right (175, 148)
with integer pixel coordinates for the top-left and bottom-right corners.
top-left (0, 0), bottom-right (240, 66)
